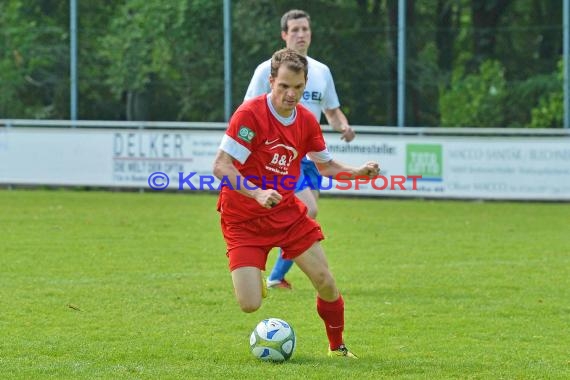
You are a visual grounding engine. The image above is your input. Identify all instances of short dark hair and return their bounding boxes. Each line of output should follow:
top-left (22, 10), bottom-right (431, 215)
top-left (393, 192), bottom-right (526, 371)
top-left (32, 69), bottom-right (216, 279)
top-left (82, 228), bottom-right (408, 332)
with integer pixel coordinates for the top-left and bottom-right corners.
top-left (270, 48), bottom-right (308, 79)
top-left (280, 9), bottom-right (311, 32)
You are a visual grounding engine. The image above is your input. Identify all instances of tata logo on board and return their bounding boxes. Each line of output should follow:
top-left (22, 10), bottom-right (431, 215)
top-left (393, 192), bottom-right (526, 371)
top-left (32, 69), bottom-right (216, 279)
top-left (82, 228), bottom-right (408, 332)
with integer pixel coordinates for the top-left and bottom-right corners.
top-left (406, 144), bottom-right (443, 181)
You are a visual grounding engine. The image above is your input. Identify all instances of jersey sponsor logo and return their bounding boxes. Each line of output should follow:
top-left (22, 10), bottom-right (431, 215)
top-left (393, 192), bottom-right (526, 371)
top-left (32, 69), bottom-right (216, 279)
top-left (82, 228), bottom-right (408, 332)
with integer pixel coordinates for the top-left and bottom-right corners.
top-left (237, 126), bottom-right (255, 143)
top-left (303, 91), bottom-right (323, 102)
top-left (264, 138), bottom-right (279, 145)
top-left (269, 144), bottom-right (298, 160)
top-left (264, 143), bottom-right (298, 175)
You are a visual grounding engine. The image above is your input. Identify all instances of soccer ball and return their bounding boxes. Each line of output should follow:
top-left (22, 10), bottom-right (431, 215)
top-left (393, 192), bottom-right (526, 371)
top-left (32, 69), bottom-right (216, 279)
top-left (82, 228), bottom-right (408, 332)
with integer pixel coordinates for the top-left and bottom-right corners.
top-left (250, 318), bottom-right (296, 362)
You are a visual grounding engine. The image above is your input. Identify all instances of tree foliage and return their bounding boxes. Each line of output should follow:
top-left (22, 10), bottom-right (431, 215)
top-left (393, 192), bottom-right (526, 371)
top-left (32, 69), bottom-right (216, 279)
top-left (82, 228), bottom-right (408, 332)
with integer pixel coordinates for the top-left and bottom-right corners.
top-left (0, 0), bottom-right (68, 118)
top-left (0, 0), bottom-right (565, 127)
top-left (530, 60), bottom-right (564, 128)
top-left (100, 0), bottom-right (222, 120)
top-left (440, 60), bottom-right (507, 127)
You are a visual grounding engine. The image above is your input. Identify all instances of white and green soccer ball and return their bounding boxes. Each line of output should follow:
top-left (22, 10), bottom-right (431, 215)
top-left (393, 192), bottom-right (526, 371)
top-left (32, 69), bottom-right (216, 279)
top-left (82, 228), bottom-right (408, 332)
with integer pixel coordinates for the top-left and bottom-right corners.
top-left (250, 318), bottom-right (296, 362)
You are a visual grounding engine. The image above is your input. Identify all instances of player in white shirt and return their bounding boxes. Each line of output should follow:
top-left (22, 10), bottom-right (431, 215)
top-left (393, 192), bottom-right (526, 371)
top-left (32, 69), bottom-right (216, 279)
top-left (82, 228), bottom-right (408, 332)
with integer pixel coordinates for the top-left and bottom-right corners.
top-left (244, 9), bottom-right (356, 290)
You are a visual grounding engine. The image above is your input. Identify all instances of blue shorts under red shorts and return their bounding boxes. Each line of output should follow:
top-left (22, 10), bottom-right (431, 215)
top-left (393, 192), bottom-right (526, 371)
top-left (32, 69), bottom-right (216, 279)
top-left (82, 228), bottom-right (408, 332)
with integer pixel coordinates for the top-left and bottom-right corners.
top-left (295, 157), bottom-right (323, 193)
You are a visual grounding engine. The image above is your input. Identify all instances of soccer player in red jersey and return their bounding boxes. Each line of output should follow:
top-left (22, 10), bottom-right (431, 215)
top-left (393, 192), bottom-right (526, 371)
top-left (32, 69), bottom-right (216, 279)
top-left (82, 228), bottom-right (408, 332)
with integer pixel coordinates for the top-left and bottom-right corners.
top-left (213, 48), bottom-right (379, 358)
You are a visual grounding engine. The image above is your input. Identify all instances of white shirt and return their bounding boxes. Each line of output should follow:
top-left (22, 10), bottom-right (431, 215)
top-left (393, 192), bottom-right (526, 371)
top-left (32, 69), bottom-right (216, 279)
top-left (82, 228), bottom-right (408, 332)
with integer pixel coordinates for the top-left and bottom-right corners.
top-left (243, 56), bottom-right (341, 123)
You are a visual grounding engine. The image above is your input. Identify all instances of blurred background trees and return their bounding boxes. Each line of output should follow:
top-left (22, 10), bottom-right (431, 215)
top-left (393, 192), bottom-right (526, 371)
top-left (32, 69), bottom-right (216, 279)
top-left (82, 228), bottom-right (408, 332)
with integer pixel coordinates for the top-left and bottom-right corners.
top-left (0, 0), bottom-right (565, 127)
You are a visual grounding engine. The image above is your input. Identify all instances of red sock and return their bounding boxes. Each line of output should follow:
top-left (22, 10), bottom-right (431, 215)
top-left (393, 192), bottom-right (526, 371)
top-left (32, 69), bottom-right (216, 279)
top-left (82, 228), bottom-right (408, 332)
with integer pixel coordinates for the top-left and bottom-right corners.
top-left (316, 294), bottom-right (344, 350)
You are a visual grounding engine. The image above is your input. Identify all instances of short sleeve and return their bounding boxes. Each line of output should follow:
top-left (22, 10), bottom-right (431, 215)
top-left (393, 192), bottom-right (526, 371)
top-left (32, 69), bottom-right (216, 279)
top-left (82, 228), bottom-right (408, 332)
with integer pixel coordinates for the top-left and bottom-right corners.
top-left (305, 115), bottom-right (327, 154)
top-left (220, 110), bottom-right (259, 164)
top-left (321, 67), bottom-right (341, 111)
top-left (244, 61), bottom-right (271, 101)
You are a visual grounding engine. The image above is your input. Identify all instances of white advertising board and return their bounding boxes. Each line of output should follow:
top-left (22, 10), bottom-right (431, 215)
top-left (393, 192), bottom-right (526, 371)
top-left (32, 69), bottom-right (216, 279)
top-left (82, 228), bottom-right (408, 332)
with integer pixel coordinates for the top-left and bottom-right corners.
top-left (0, 127), bottom-right (568, 200)
top-left (324, 135), bottom-right (570, 200)
top-left (0, 128), bottom-right (223, 188)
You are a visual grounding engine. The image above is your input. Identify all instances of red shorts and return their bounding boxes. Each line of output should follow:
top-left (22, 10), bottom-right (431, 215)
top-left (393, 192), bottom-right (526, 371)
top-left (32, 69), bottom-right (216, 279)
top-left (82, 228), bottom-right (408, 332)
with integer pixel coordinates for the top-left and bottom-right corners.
top-left (220, 201), bottom-right (324, 271)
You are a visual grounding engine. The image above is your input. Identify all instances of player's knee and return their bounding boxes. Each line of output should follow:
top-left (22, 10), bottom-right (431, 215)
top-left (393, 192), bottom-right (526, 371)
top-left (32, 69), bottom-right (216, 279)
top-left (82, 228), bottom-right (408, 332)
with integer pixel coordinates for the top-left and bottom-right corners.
top-left (239, 300), bottom-right (261, 313)
top-left (236, 292), bottom-right (262, 313)
top-left (321, 275), bottom-right (336, 293)
top-left (307, 205), bottom-right (318, 219)
top-left (312, 270), bottom-right (335, 292)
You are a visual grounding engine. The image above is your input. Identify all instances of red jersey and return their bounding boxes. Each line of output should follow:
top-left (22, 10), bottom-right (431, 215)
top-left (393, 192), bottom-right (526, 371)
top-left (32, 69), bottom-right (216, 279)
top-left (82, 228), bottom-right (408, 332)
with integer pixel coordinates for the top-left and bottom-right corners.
top-left (217, 94), bottom-right (327, 222)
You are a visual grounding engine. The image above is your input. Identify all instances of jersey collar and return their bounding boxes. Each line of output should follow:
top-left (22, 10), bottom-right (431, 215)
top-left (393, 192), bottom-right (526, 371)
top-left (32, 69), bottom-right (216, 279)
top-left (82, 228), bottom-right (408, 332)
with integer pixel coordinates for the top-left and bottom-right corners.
top-left (266, 93), bottom-right (297, 126)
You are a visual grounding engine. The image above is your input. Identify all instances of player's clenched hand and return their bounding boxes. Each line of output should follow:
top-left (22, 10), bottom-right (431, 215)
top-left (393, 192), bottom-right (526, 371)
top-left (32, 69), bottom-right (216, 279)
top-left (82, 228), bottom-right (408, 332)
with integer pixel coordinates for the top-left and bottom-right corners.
top-left (340, 126), bottom-right (355, 142)
top-left (254, 189), bottom-right (283, 209)
top-left (356, 161), bottom-right (380, 178)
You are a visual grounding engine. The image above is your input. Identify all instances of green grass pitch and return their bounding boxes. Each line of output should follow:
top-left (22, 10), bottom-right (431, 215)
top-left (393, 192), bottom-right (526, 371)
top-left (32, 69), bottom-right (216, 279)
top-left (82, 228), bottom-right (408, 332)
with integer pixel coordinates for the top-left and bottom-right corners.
top-left (1, 189), bottom-right (569, 379)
